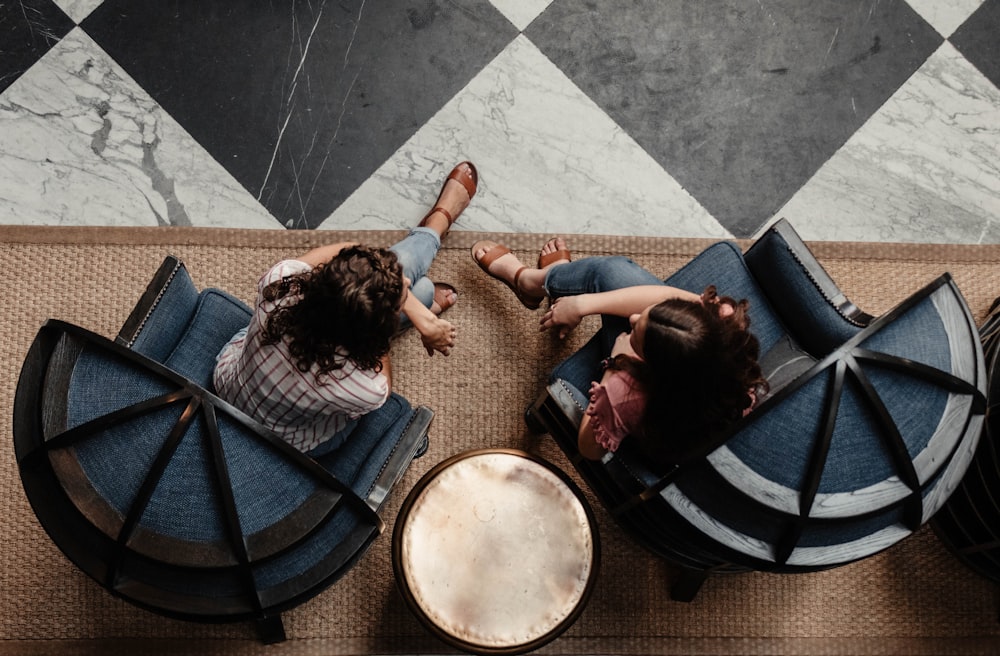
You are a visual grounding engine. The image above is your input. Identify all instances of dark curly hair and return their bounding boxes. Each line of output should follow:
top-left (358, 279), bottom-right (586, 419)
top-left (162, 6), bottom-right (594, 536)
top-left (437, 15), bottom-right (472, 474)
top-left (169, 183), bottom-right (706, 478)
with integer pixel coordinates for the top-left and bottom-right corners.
top-left (607, 286), bottom-right (767, 469)
top-left (260, 245), bottom-right (405, 376)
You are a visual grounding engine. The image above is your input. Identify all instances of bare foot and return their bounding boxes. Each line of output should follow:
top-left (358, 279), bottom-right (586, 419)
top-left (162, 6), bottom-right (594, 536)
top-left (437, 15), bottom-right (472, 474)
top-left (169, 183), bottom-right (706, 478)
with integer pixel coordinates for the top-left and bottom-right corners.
top-left (471, 240), bottom-right (544, 309)
top-left (471, 238), bottom-right (571, 310)
top-left (537, 237), bottom-right (571, 269)
top-left (429, 282), bottom-right (457, 316)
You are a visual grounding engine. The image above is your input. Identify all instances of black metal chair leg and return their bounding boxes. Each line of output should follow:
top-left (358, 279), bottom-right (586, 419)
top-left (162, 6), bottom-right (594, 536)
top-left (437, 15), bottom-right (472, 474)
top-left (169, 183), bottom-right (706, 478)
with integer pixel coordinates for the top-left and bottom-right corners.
top-left (254, 614), bottom-right (287, 644)
top-left (671, 569), bottom-right (709, 602)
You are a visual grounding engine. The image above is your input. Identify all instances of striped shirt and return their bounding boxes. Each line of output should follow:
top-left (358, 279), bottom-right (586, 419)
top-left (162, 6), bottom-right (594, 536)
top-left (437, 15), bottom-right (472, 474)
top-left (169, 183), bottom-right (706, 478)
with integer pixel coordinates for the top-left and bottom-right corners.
top-left (213, 259), bottom-right (390, 452)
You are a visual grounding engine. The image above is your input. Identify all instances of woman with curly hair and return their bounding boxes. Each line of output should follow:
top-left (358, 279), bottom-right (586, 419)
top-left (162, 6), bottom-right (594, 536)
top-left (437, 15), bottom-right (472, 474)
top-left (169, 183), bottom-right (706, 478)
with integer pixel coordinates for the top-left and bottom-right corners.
top-left (473, 236), bottom-right (766, 469)
top-left (214, 162), bottom-right (477, 455)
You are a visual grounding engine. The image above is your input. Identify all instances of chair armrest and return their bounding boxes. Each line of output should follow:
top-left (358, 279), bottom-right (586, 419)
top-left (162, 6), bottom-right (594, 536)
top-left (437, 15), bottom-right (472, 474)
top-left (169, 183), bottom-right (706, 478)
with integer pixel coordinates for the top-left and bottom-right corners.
top-left (365, 405), bottom-right (434, 511)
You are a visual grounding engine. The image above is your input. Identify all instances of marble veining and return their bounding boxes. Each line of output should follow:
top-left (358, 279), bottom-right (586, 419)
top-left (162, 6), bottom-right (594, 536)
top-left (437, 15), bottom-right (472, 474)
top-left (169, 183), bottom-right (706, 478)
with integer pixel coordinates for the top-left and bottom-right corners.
top-left (322, 36), bottom-right (729, 239)
top-left (772, 42), bottom-right (1000, 243)
top-left (258, 0), bottom-right (330, 212)
top-left (0, 28), bottom-right (280, 228)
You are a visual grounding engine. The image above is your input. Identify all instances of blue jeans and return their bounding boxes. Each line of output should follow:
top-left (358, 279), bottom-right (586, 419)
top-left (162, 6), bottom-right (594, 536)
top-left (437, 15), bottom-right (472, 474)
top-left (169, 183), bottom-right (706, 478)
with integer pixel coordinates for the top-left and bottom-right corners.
top-left (544, 256), bottom-right (665, 396)
top-left (389, 226), bottom-right (442, 330)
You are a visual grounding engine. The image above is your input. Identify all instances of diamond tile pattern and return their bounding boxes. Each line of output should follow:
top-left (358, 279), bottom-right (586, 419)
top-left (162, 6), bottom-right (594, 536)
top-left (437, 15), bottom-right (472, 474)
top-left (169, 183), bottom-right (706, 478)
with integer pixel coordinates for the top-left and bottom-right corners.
top-left (951, 0), bottom-right (1000, 89)
top-left (0, 0), bottom-right (998, 242)
top-left (81, 0), bottom-right (517, 228)
top-left (525, 0), bottom-right (944, 236)
top-left (0, 0), bottom-right (74, 94)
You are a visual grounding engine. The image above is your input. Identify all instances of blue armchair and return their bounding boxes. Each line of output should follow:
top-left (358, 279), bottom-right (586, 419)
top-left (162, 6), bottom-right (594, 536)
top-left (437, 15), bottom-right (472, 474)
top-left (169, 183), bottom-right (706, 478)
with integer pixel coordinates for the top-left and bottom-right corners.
top-left (526, 219), bottom-right (986, 600)
top-left (13, 255), bottom-right (433, 642)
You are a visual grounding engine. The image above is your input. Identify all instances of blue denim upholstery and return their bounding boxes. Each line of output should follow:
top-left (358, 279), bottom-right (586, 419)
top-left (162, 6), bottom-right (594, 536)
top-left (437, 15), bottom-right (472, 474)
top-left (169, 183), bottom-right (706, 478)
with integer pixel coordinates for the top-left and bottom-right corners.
top-left (744, 224), bottom-right (864, 357)
top-left (163, 290), bottom-right (251, 385)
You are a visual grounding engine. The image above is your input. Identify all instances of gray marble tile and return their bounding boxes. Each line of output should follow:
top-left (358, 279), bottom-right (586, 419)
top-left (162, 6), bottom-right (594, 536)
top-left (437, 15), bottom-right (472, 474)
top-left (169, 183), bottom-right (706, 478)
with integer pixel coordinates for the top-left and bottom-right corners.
top-left (770, 42), bottom-right (1000, 244)
top-left (906, 0), bottom-right (985, 36)
top-left (320, 36), bottom-right (730, 240)
top-left (0, 28), bottom-right (281, 228)
top-left (0, 0), bottom-right (74, 95)
top-left (487, 0), bottom-right (553, 31)
top-left (51, 0), bottom-right (104, 24)
top-left (950, 0), bottom-right (1000, 89)
top-left (525, 0), bottom-right (943, 238)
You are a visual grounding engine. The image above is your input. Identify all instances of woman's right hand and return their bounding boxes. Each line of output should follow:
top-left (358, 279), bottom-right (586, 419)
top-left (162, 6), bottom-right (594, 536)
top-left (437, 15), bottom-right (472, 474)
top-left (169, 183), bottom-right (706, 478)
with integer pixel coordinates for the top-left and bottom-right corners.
top-left (417, 316), bottom-right (457, 356)
top-left (540, 296), bottom-right (586, 339)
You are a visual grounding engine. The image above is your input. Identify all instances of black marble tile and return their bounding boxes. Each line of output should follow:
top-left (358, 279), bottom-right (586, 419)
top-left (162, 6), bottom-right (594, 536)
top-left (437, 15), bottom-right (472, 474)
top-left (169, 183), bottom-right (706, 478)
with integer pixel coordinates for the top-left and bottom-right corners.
top-left (0, 0), bottom-right (74, 94)
top-left (82, 1), bottom-right (517, 229)
top-left (950, 0), bottom-right (1000, 90)
top-left (526, 0), bottom-right (942, 238)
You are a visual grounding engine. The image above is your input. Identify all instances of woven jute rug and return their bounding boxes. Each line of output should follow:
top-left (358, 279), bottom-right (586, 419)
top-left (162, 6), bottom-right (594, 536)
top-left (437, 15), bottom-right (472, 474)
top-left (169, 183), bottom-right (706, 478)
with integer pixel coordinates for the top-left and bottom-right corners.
top-left (3, 226), bottom-right (1000, 656)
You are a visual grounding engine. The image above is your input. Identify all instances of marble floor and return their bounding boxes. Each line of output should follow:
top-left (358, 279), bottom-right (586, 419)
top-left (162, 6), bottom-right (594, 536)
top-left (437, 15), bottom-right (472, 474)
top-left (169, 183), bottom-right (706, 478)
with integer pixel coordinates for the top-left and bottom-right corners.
top-left (1, 0), bottom-right (999, 243)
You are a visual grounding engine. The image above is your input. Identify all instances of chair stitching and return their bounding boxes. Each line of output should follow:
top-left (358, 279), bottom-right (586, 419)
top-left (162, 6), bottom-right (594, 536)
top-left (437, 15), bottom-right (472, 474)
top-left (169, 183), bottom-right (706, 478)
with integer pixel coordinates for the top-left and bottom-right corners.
top-left (784, 244), bottom-right (867, 328)
top-left (365, 406), bottom-right (418, 499)
top-left (125, 260), bottom-right (182, 348)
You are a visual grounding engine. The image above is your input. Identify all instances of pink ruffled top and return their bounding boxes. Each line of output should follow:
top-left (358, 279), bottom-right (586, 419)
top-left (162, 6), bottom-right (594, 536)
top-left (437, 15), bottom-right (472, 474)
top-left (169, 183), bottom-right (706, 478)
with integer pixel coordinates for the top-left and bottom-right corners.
top-left (586, 370), bottom-right (646, 453)
top-left (586, 373), bottom-right (758, 453)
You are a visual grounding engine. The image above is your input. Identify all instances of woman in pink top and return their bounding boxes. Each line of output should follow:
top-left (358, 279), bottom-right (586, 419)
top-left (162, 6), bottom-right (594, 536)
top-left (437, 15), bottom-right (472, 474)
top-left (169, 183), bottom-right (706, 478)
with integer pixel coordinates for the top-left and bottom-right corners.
top-left (473, 236), bottom-right (766, 470)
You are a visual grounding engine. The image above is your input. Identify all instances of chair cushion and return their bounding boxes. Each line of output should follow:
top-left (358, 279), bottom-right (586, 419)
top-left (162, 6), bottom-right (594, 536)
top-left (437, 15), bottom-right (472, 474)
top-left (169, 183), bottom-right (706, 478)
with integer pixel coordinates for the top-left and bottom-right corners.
top-left (743, 223), bottom-right (864, 357)
top-left (315, 393), bottom-right (415, 498)
top-left (163, 289), bottom-right (252, 386)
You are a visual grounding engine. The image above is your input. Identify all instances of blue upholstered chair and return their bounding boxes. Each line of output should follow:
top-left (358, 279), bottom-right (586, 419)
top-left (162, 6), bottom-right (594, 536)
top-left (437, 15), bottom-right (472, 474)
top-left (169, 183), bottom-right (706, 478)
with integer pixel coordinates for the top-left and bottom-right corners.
top-left (526, 219), bottom-right (986, 600)
top-left (14, 256), bottom-right (432, 642)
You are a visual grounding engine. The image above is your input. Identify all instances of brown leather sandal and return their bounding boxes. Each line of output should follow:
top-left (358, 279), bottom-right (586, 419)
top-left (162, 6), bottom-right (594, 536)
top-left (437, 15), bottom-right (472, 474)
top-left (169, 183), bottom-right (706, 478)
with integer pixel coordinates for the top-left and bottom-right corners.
top-left (430, 282), bottom-right (458, 315)
top-left (471, 240), bottom-right (544, 310)
top-left (537, 238), bottom-right (571, 269)
top-left (419, 161), bottom-right (478, 233)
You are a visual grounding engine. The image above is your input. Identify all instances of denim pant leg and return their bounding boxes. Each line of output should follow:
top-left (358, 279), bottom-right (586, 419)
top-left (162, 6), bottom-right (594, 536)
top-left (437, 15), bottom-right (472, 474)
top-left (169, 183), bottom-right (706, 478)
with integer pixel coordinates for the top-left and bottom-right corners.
top-left (545, 256), bottom-right (665, 391)
top-left (543, 255), bottom-right (665, 298)
top-left (389, 227), bottom-right (441, 329)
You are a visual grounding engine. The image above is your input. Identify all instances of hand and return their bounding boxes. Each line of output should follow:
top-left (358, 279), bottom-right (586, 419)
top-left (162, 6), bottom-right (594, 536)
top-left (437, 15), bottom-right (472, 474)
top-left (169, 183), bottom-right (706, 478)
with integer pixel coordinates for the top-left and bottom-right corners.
top-left (418, 316), bottom-right (457, 356)
top-left (540, 297), bottom-right (585, 339)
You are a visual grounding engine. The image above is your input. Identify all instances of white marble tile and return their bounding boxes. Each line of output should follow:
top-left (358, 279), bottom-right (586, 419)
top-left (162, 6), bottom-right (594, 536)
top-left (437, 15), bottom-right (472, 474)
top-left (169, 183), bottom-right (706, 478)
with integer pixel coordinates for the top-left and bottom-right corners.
top-left (768, 42), bottom-right (1000, 244)
top-left (905, 0), bottom-right (984, 37)
top-left (487, 0), bottom-right (553, 31)
top-left (51, 0), bottom-right (104, 24)
top-left (321, 35), bottom-right (729, 239)
top-left (0, 28), bottom-right (281, 229)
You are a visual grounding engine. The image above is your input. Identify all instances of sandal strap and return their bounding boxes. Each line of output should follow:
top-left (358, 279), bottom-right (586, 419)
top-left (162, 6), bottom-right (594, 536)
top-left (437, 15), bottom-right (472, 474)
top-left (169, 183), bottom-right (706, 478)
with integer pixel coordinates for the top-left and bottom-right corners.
top-left (475, 242), bottom-right (512, 269)
top-left (538, 248), bottom-right (571, 269)
top-left (448, 163), bottom-right (478, 199)
top-left (419, 206), bottom-right (455, 229)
